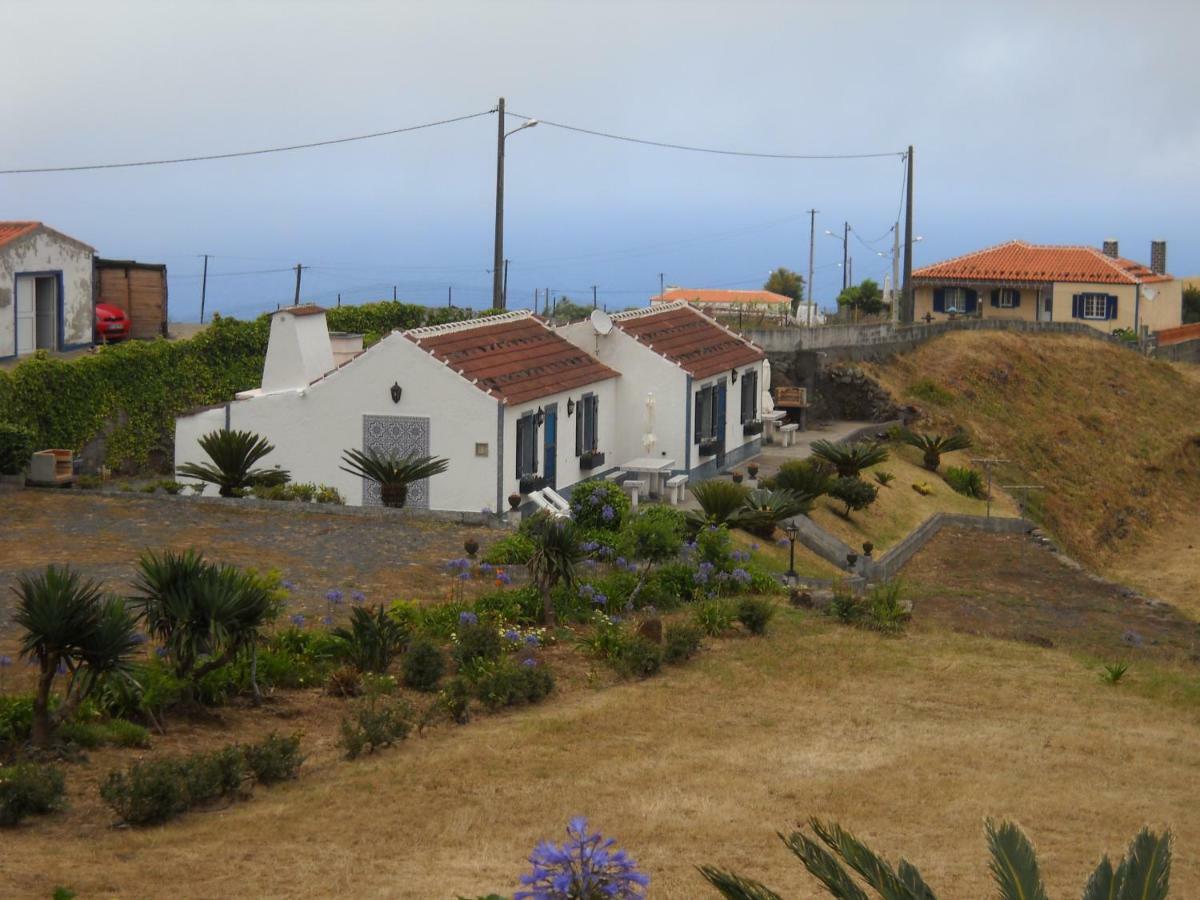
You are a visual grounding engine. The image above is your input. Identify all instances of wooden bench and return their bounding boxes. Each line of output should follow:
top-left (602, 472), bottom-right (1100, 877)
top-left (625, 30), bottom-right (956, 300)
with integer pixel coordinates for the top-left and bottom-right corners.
top-left (779, 423), bottom-right (800, 447)
top-left (665, 473), bottom-right (688, 505)
top-left (621, 479), bottom-right (646, 509)
top-left (605, 469), bottom-right (627, 482)
top-left (541, 485), bottom-right (572, 515)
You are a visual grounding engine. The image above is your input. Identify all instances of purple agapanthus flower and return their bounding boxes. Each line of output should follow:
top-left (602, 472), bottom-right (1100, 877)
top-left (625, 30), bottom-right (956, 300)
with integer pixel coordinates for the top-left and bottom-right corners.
top-left (351, 591), bottom-right (366, 604)
top-left (280, 579), bottom-right (296, 591)
top-left (290, 614), bottom-right (306, 627)
top-left (776, 537), bottom-right (789, 547)
top-left (321, 615), bottom-right (334, 626)
top-left (458, 572), bottom-right (471, 581)
top-left (732, 568), bottom-right (752, 584)
top-left (479, 562), bottom-right (494, 574)
top-left (505, 629), bottom-right (521, 642)
top-left (497, 572), bottom-right (512, 586)
top-left (601, 504), bottom-right (615, 522)
top-left (325, 589), bottom-right (344, 604)
top-left (155, 646), bottom-right (169, 658)
top-left (131, 633), bottom-right (148, 645)
top-left (521, 657), bottom-right (539, 668)
top-left (593, 593), bottom-right (608, 606)
top-left (524, 634), bottom-right (540, 647)
top-left (515, 817), bottom-right (649, 900)
top-left (459, 611), bottom-right (479, 627)
top-left (0, 655), bottom-right (11, 667)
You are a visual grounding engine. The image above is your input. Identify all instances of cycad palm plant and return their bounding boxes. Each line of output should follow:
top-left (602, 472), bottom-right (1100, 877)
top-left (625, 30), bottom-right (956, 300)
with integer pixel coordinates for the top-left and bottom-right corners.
top-left (900, 429), bottom-right (971, 472)
top-left (177, 429), bottom-right (290, 496)
top-left (771, 459), bottom-right (833, 503)
top-left (699, 817), bottom-right (1172, 899)
top-left (526, 514), bottom-right (584, 626)
top-left (809, 440), bottom-right (889, 478)
top-left (14, 566), bottom-right (141, 746)
top-left (688, 480), bottom-right (751, 529)
top-left (339, 448), bottom-right (450, 508)
top-left (734, 488), bottom-right (810, 538)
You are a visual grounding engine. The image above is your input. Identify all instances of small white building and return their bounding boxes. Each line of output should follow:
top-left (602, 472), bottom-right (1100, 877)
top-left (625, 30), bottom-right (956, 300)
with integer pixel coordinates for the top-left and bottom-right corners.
top-left (559, 302), bottom-right (767, 479)
top-left (651, 287), bottom-right (825, 326)
top-left (0, 222), bottom-right (95, 359)
top-left (174, 307), bottom-right (620, 512)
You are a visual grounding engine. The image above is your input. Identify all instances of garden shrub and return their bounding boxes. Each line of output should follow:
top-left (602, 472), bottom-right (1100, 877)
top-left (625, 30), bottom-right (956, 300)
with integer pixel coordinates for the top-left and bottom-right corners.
top-left (465, 657), bottom-right (554, 710)
top-left (736, 596), bottom-right (775, 635)
top-left (944, 465), bottom-right (986, 499)
top-left (58, 718), bottom-right (149, 749)
top-left (0, 763), bottom-right (66, 826)
top-left (863, 581), bottom-right (911, 634)
top-left (101, 759), bottom-right (191, 825)
top-left (631, 504), bottom-right (686, 539)
top-left (339, 696), bottom-right (414, 759)
top-left (828, 585), bottom-right (866, 625)
top-left (611, 635), bottom-right (663, 679)
top-left (438, 676), bottom-right (472, 724)
top-left (0, 422), bottom-right (35, 474)
top-left (828, 476), bottom-right (879, 517)
top-left (620, 510), bottom-right (683, 570)
top-left (474, 585), bottom-right (541, 624)
top-left (693, 599), bottom-right (738, 636)
top-left (325, 664), bottom-right (363, 698)
top-left (663, 622), bottom-right (704, 664)
top-left (688, 480), bottom-right (750, 528)
top-left (576, 611), bottom-right (629, 660)
top-left (695, 525), bottom-right (734, 571)
top-left (183, 746), bottom-right (250, 804)
top-left (401, 637), bottom-right (446, 692)
top-left (481, 532), bottom-right (535, 565)
top-left (333, 604), bottom-right (408, 673)
top-left (241, 733), bottom-right (303, 784)
top-left (908, 377), bottom-right (955, 406)
top-left (0, 695), bottom-right (35, 746)
top-left (649, 563), bottom-right (699, 605)
top-left (766, 458), bottom-right (833, 500)
top-left (568, 479), bottom-right (630, 531)
top-left (451, 614), bottom-right (504, 668)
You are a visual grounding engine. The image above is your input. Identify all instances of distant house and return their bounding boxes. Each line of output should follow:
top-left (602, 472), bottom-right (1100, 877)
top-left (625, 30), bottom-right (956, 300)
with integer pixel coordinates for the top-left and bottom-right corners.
top-left (651, 287), bottom-right (823, 325)
top-left (559, 301), bottom-right (767, 478)
top-left (0, 221), bottom-right (95, 359)
top-left (94, 258), bottom-right (169, 339)
top-left (912, 240), bottom-right (1181, 335)
top-left (175, 307), bottom-right (619, 512)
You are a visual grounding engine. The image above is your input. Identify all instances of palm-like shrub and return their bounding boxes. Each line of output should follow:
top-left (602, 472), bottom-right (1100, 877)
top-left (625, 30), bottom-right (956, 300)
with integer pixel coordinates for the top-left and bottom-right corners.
top-left (333, 605), bottom-right (408, 673)
top-left (943, 465), bottom-right (986, 499)
top-left (734, 489), bottom-right (810, 538)
top-left (810, 440), bottom-right (889, 478)
top-left (526, 514), bottom-right (584, 626)
top-left (14, 566), bottom-right (141, 746)
top-left (770, 459), bottom-right (832, 502)
top-left (177, 429), bottom-right (290, 496)
top-left (689, 480), bottom-right (751, 528)
top-left (131, 550), bottom-right (279, 688)
top-left (900, 429), bottom-right (971, 472)
top-left (339, 448), bottom-right (449, 508)
top-left (700, 817), bottom-right (1172, 899)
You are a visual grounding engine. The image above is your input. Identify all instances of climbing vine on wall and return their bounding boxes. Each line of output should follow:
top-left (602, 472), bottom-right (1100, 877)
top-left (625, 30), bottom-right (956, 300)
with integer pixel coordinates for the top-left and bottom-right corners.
top-left (0, 302), bottom-right (478, 472)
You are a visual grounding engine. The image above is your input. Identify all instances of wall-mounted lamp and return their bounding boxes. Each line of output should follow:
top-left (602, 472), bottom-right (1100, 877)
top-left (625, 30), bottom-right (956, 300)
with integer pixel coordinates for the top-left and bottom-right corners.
top-left (731, 369), bottom-right (739, 384)
top-left (390, 382), bottom-right (403, 404)
top-left (567, 397), bottom-right (575, 417)
top-left (535, 406), bottom-right (545, 426)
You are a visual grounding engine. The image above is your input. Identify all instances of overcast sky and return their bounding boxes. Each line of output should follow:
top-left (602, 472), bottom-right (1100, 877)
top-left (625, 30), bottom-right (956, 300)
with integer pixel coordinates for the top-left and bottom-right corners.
top-left (4, 0), bottom-right (1198, 319)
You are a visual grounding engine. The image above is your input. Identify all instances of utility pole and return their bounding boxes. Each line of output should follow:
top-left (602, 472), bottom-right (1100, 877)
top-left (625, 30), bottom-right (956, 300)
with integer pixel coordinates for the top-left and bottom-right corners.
top-left (658, 272), bottom-right (665, 299)
top-left (492, 97), bottom-right (506, 309)
top-left (971, 457), bottom-right (1010, 519)
top-left (592, 285), bottom-right (598, 309)
top-left (847, 256), bottom-right (853, 287)
top-left (545, 287), bottom-right (550, 316)
top-left (902, 144), bottom-right (914, 323)
top-left (337, 293), bottom-right (342, 308)
top-left (198, 254), bottom-right (209, 324)
top-left (842, 221), bottom-right (849, 292)
top-left (293, 263), bottom-right (304, 306)
top-left (806, 208), bottom-right (818, 327)
top-left (448, 286), bottom-right (453, 308)
top-left (891, 224), bottom-right (901, 324)
top-left (392, 285), bottom-right (397, 301)
top-left (502, 259), bottom-right (509, 308)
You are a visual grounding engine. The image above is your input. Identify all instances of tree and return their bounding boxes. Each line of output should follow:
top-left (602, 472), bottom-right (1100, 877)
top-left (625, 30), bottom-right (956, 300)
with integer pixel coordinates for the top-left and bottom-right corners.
top-left (836, 279), bottom-right (886, 318)
top-left (1183, 285), bottom-right (1200, 324)
top-left (765, 268), bottom-right (805, 317)
top-left (547, 297), bottom-right (595, 323)
top-left (525, 514), bottom-right (585, 626)
top-left (14, 566), bottom-right (141, 746)
top-left (828, 477), bottom-right (878, 518)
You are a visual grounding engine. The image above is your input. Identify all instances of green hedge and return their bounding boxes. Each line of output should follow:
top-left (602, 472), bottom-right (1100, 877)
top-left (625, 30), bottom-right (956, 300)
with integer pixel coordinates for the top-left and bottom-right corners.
top-left (0, 302), bottom-right (476, 472)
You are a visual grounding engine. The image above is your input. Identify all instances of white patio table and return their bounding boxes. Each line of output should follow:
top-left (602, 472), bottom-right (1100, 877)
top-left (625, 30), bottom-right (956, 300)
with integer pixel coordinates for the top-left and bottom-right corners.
top-left (620, 457), bottom-right (676, 499)
top-left (761, 410), bottom-right (787, 443)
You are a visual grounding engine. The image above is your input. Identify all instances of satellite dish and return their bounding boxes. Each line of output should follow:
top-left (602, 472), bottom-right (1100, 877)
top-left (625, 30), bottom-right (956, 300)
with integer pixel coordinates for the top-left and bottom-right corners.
top-left (1143, 287), bottom-right (1158, 301)
top-left (590, 308), bottom-right (613, 336)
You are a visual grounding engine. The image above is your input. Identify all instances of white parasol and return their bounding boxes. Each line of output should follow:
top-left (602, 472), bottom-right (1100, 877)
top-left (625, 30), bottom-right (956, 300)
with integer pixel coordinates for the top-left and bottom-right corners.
top-left (642, 392), bottom-right (657, 452)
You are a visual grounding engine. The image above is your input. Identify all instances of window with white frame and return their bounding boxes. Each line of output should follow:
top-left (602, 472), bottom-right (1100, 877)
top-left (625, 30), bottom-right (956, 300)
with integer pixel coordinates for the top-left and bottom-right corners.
top-left (575, 393), bottom-right (599, 455)
top-left (998, 289), bottom-right (1017, 308)
top-left (944, 287), bottom-right (968, 313)
top-left (1083, 294), bottom-right (1107, 319)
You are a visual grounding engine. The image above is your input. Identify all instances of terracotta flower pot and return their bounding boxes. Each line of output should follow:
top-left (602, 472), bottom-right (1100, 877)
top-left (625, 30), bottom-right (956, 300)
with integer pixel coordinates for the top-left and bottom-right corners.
top-left (747, 464), bottom-right (759, 478)
top-left (508, 492), bottom-right (522, 511)
top-left (731, 472), bottom-right (744, 484)
top-left (464, 537), bottom-right (480, 558)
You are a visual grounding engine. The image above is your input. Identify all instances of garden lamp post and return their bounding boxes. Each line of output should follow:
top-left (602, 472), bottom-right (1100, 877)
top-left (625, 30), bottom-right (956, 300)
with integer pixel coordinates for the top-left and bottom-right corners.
top-left (783, 520), bottom-right (800, 582)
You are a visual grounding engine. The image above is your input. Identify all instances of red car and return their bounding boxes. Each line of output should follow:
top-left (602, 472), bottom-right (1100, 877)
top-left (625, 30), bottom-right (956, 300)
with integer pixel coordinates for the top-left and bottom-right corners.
top-left (94, 302), bottom-right (131, 343)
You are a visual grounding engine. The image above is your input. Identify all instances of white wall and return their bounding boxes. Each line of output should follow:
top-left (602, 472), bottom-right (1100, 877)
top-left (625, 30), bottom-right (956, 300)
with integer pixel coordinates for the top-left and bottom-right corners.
top-left (689, 360), bottom-right (765, 471)
top-left (261, 309), bottom-right (337, 393)
top-left (176, 332), bottom-right (503, 511)
top-left (0, 228), bottom-right (94, 357)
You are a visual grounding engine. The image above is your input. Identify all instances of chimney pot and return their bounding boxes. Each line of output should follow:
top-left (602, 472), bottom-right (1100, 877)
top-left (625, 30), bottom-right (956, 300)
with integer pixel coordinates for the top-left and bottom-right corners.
top-left (1102, 239), bottom-right (1119, 258)
top-left (1150, 240), bottom-right (1167, 275)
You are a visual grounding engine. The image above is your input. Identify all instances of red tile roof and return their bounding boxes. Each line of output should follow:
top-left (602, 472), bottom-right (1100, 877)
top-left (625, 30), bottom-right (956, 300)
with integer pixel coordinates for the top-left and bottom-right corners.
top-left (406, 312), bottom-right (618, 405)
top-left (611, 302), bottom-right (766, 379)
top-left (652, 288), bottom-right (792, 306)
top-left (0, 221), bottom-right (41, 249)
top-left (913, 240), bottom-right (1172, 286)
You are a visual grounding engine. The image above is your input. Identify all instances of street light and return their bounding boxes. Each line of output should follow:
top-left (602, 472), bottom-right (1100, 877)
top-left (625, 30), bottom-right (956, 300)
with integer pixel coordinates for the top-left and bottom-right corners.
top-left (783, 519), bottom-right (800, 582)
top-left (493, 97), bottom-right (539, 310)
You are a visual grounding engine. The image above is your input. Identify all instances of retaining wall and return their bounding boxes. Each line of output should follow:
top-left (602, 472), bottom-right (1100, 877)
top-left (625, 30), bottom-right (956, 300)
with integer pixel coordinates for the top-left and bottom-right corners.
top-left (870, 512), bottom-right (1033, 580)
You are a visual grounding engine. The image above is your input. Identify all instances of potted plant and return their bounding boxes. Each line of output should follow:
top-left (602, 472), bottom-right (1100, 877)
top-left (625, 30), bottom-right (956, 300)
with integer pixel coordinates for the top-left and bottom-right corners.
top-left (339, 448), bottom-right (449, 509)
top-left (698, 440), bottom-right (718, 457)
top-left (747, 462), bottom-right (760, 479)
top-left (464, 537), bottom-right (479, 558)
top-left (846, 552), bottom-right (859, 569)
top-left (579, 450), bottom-right (606, 471)
top-left (743, 420), bottom-right (764, 436)
top-left (731, 470), bottom-right (744, 484)
top-left (508, 492), bottom-right (522, 511)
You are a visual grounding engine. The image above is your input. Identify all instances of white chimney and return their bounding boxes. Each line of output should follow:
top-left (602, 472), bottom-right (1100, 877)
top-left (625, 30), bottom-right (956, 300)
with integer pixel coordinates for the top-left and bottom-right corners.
top-left (261, 305), bottom-right (336, 393)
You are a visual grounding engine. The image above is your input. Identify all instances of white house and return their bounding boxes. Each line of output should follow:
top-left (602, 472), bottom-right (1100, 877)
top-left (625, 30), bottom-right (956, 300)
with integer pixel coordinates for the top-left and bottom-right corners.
top-left (558, 301), bottom-right (767, 479)
top-left (174, 307), bottom-right (620, 513)
top-left (0, 221), bottom-right (95, 359)
top-left (651, 287), bottom-right (825, 326)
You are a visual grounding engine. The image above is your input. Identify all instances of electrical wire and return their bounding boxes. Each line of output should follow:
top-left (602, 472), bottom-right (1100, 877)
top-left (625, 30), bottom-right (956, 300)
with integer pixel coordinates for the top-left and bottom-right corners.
top-left (0, 110), bottom-right (496, 174)
top-left (506, 111), bottom-right (904, 160)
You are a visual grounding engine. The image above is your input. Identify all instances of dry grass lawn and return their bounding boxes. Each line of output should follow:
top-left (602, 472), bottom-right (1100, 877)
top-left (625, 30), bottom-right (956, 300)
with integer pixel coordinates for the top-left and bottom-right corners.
top-left (6, 613), bottom-right (1199, 899)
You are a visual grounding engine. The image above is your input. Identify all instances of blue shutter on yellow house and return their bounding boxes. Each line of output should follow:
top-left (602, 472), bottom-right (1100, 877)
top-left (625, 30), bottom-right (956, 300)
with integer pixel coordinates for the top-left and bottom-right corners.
top-left (1072, 294), bottom-right (1082, 318)
top-left (963, 289), bottom-right (978, 314)
top-left (1106, 295), bottom-right (1118, 320)
top-left (933, 288), bottom-right (945, 312)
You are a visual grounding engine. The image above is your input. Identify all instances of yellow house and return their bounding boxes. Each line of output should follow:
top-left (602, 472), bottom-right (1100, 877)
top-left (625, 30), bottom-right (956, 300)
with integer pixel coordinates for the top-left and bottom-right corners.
top-left (912, 240), bottom-right (1181, 335)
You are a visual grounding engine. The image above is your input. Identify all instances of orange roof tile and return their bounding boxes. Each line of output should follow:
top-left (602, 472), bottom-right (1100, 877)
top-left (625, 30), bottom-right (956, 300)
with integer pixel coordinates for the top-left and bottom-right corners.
top-left (914, 240), bottom-right (1172, 286)
top-left (612, 303), bottom-right (765, 379)
top-left (652, 288), bottom-right (792, 306)
top-left (0, 221), bottom-right (41, 249)
top-left (406, 313), bottom-right (618, 405)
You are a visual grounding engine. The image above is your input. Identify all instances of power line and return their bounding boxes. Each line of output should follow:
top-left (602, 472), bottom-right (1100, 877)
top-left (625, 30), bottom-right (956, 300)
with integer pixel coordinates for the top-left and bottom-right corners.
top-left (506, 111), bottom-right (904, 160)
top-left (0, 110), bottom-right (496, 174)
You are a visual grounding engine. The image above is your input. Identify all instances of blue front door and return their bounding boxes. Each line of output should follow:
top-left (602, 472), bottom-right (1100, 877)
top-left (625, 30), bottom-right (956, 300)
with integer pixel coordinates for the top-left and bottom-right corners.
top-left (715, 381), bottom-right (727, 468)
top-left (543, 404), bottom-right (558, 488)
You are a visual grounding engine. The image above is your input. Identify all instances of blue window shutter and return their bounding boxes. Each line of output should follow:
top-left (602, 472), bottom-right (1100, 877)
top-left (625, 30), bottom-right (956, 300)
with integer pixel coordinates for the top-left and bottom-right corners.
top-left (516, 418), bottom-right (525, 478)
top-left (587, 396), bottom-right (598, 451)
top-left (1011, 290), bottom-right (1021, 308)
top-left (990, 289), bottom-right (1000, 308)
top-left (1072, 294), bottom-right (1082, 319)
top-left (964, 289), bottom-right (978, 314)
top-left (933, 288), bottom-right (945, 313)
top-left (694, 390), bottom-right (703, 442)
top-left (575, 401), bottom-right (582, 456)
top-left (1107, 295), bottom-right (1118, 320)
